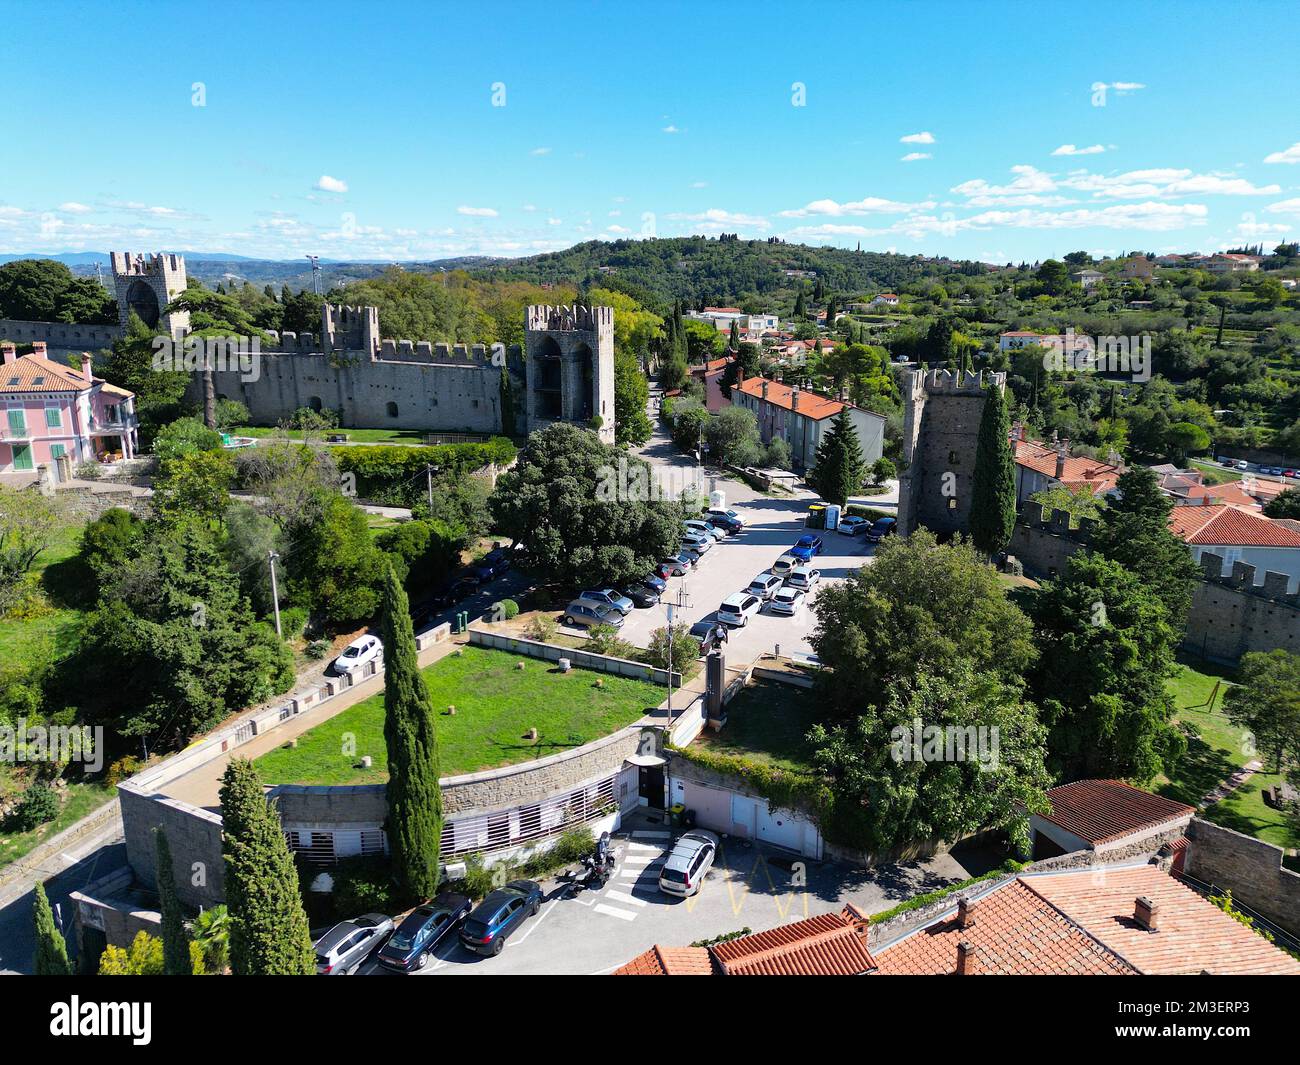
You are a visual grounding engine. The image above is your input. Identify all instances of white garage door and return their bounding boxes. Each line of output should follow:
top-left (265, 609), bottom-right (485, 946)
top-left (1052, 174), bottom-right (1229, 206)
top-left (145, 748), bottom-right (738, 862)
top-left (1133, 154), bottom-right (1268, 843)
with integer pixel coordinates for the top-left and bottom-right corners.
top-left (756, 802), bottom-right (804, 852)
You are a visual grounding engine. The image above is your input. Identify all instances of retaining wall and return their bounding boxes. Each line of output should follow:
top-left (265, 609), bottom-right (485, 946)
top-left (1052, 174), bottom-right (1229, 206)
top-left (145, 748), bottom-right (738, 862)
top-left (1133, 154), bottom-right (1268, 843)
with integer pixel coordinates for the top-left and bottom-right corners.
top-left (1185, 817), bottom-right (1300, 935)
top-left (468, 627), bottom-right (681, 686)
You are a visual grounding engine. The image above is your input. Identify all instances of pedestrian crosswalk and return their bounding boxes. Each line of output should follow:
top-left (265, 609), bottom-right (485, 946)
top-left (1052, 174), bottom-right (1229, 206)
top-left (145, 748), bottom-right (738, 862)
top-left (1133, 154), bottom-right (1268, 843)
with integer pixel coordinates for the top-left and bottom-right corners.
top-left (592, 831), bottom-right (670, 922)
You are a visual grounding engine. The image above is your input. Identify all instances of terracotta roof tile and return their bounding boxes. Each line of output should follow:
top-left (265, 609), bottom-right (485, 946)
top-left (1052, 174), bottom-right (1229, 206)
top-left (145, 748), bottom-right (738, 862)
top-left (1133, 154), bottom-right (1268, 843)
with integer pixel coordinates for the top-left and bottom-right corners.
top-left (1040, 780), bottom-right (1194, 845)
top-left (736, 376), bottom-right (846, 421)
top-left (712, 910), bottom-right (876, 976)
top-left (612, 945), bottom-right (715, 976)
top-left (0, 352), bottom-right (91, 394)
top-left (1013, 439), bottom-right (1121, 494)
top-left (1167, 504), bottom-right (1300, 548)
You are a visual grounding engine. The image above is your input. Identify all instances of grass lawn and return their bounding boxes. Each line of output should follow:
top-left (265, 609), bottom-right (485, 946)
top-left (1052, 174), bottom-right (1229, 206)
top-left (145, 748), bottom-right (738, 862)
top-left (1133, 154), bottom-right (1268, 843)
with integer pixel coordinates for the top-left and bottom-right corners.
top-left (254, 646), bottom-right (663, 784)
top-left (233, 425), bottom-right (429, 445)
top-left (691, 678), bottom-right (820, 775)
top-left (0, 781), bottom-right (115, 871)
top-left (0, 523), bottom-right (87, 674)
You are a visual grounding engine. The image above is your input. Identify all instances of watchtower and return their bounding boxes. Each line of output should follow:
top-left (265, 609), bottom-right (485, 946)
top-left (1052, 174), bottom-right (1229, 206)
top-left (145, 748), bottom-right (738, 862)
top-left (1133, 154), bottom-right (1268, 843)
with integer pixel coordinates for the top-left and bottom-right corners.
top-left (897, 368), bottom-right (1006, 538)
top-left (111, 252), bottom-right (190, 337)
top-left (524, 304), bottom-right (615, 443)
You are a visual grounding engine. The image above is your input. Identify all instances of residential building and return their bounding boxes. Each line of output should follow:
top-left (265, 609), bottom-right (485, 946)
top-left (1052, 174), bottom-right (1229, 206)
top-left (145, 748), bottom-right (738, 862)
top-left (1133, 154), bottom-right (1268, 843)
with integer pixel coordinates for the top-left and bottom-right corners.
top-left (1, 341), bottom-right (137, 475)
top-left (731, 370), bottom-right (885, 470)
top-left (1169, 504), bottom-right (1300, 591)
top-left (685, 308), bottom-right (780, 334)
top-left (1197, 253), bottom-right (1261, 273)
top-left (688, 354), bottom-right (735, 413)
top-left (1071, 268), bottom-right (1104, 290)
top-left (1028, 779), bottom-right (1194, 861)
top-left (1120, 256), bottom-right (1155, 279)
top-left (870, 292), bottom-right (900, 307)
top-left (1011, 427), bottom-right (1123, 506)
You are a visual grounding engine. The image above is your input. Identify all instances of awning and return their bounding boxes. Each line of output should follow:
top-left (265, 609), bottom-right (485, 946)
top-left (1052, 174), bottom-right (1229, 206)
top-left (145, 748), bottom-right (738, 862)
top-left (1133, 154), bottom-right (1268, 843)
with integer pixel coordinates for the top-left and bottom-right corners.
top-left (625, 753), bottom-right (667, 768)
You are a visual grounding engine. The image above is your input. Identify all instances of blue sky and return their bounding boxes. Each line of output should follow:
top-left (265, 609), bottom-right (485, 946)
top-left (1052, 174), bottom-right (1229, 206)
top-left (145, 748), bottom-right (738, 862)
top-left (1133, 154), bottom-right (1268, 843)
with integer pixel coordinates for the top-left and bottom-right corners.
top-left (3, 0), bottom-right (1298, 264)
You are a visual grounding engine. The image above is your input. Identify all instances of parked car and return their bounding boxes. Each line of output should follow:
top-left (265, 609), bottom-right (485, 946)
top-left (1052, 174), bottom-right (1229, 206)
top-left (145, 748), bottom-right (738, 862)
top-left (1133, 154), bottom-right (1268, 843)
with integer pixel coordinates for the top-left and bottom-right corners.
top-left (622, 584), bottom-right (660, 608)
top-left (314, 913), bottom-right (395, 975)
top-left (580, 588), bottom-right (634, 615)
top-left (704, 509), bottom-right (744, 534)
top-left (1263, 466), bottom-right (1284, 477)
top-left (681, 532), bottom-right (714, 555)
top-left (658, 830), bottom-right (720, 898)
top-left (470, 548), bottom-right (512, 582)
top-left (459, 880), bottom-right (543, 956)
top-left (563, 601), bottom-right (625, 629)
top-left (658, 556), bottom-right (691, 577)
top-left (768, 586), bottom-right (806, 616)
top-left (746, 572), bottom-right (785, 601)
top-left (717, 592), bottom-right (762, 627)
top-left (789, 534), bottom-right (824, 561)
top-left (1218, 457), bottom-right (1234, 467)
top-left (837, 515), bottom-right (871, 536)
top-left (1285, 470), bottom-right (1299, 479)
top-left (866, 517), bottom-right (897, 543)
top-left (690, 618), bottom-right (724, 653)
top-left (787, 566), bottom-right (820, 591)
top-left (771, 553), bottom-right (800, 577)
top-left (331, 634), bottom-right (383, 678)
top-left (377, 893), bottom-right (472, 972)
top-left (642, 572), bottom-right (668, 595)
top-left (684, 519), bottom-right (726, 542)
top-left (1236, 460), bottom-right (1250, 470)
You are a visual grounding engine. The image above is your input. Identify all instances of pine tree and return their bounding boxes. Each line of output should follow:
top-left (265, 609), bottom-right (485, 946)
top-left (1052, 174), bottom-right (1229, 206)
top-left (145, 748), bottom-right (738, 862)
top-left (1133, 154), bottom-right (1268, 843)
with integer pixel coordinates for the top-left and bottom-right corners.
top-left (807, 410), bottom-right (866, 506)
top-left (794, 288), bottom-right (807, 320)
top-left (729, 318), bottom-right (740, 350)
top-left (155, 828), bottom-right (191, 975)
top-left (969, 383), bottom-right (1017, 554)
top-left (32, 881), bottom-right (71, 976)
top-left (219, 758), bottom-right (315, 975)
top-left (381, 564), bottom-right (444, 903)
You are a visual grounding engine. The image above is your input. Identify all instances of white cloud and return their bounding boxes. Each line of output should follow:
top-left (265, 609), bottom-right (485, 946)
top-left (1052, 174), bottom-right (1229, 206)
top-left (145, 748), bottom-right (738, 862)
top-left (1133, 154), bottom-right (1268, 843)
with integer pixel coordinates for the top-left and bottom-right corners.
top-left (547, 217), bottom-right (563, 226)
top-left (690, 181), bottom-right (708, 188)
top-left (456, 206), bottom-right (498, 217)
top-left (1264, 142), bottom-right (1300, 165)
top-left (900, 152), bottom-right (931, 162)
top-left (662, 124), bottom-right (680, 134)
top-left (1063, 168), bottom-right (1279, 198)
top-left (58, 202), bottom-right (93, 214)
top-left (1051, 144), bottom-right (1106, 156)
top-left (900, 131), bottom-right (935, 144)
top-left (1267, 197), bottom-right (1300, 215)
top-left (672, 207), bottom-right (769, 230)
top-left (315, 175), bottom-right (348, 193)
top-left (530, 147), bottom-right (552, 156)
top-left (522, 204), bottom-right (537, 212)
top-left (779, 195), bottom-right (935, 218)
top-left (951, 165), bottom-right (1070, 206)
top-left (1095, 81), bottom-right (1146, 93)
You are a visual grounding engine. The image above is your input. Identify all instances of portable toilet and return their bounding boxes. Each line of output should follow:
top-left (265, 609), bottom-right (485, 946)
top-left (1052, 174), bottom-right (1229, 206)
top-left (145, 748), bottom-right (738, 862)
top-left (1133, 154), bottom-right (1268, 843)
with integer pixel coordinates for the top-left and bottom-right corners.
top-left (824, 504), bottom-right (841, 531)
top-left (806, 502), bottom-right (827, 529)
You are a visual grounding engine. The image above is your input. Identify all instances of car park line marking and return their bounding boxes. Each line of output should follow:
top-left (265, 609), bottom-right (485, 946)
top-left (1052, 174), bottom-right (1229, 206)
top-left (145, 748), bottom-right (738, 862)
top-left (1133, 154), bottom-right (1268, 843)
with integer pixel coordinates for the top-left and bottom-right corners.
top-left (594, 903), bottom-right (638, 921)
top-left (625, 841), bottom-right (662, 852)
top-left (631, 831), bottom-right (670, 839)
top-left (620, 853), bottom-right (658, 865)
top-left (603, 889), bottom-right (647, 908)
top-left (504, 896), bottom-right (561, 948)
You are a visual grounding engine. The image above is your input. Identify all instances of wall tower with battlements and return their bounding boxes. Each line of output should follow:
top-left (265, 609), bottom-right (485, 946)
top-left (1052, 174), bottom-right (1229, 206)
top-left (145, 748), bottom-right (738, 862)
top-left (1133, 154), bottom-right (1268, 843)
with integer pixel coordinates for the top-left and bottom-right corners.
top-left (523, 304), bottom-right (615, 444)
top-left (111, 252), bottom-right (189, 337)
top-left (897, 367), bottom-right (1006, 538)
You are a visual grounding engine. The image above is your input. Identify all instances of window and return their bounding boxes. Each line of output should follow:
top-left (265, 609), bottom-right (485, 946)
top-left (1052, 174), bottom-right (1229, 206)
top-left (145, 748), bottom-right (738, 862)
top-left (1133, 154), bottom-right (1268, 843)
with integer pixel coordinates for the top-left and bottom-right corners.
top-left (6, 409), bottom-right (25, 433)
top-left (386, 401), bottom-right (399, 418)
top-left (45, 406), bottom-right (62, 428)
top-left (50, 444), bottom-right (65, 460)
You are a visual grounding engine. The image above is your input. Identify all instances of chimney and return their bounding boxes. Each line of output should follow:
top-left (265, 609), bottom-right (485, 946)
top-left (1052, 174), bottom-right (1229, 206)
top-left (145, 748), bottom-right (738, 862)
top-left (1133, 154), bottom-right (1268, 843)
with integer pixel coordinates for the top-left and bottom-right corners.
top-left (791, 385), bottom-right (800, 412)
top-left (1011, 420), bottom-right (1025, 443)
top-left (736, 365), bottom-right (745, 386)
top-left (956, 941), bottom-right (977, 975)
top-left (80, 352), bottom-right (93, 383)
top-left (1055, 439), bottom-right (1068, 480)
top-left (31, 341), bottom-right (47, 357)
top-left (761, 379), bottom-right (769, 401)
top-left (1134, 896), bottom-right (1159, 932)
top-left (956, 895), bottom-right (975, 930)
top-left (1, 342), bottom-right (16, 365)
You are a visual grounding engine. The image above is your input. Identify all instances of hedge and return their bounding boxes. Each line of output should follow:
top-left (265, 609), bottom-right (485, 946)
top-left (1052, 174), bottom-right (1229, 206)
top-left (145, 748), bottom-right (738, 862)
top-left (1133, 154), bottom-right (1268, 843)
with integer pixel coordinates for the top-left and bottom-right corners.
top-left (331, 439), bottom-right (516, 496)
top-left (666, 743), bottom-right (831, 818)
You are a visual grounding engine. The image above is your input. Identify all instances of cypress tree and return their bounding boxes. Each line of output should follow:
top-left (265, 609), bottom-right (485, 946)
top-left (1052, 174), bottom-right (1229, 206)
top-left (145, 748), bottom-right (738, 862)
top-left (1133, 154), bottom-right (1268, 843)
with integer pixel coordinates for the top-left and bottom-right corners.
top-left (219, 758), bottom-right (315, 975)
top-left (794, 288), bottom-right (807, 320)
top-left (729, 318), bottom-right (740, 350)
top-left (155, 828), bottom-right (191, 975)
top-left (32, 881), bottom-right (71, 976)
top-left (381, 564), bottom-right (444, 903)
top-left (969, 383), bottom-right (1017, 554)
top-left (499, 367), bottom-right (515, 435)
top-left (807, 409), bottom-right (865, 507)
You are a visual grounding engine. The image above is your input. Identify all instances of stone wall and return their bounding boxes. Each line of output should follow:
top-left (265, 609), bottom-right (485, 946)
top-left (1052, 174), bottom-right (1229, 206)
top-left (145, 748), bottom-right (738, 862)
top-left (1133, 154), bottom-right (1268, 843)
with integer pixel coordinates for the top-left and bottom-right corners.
top-left (0, 318), bottom-right (123, 358)
top-left (1185, 817), bottom-right (1300, 935)
top-left (48, 484), bottom-right (152, 521)
top-left (119, 785), bottom-right (225, 910)
top-left (468, 627), bottom-right (680, 686)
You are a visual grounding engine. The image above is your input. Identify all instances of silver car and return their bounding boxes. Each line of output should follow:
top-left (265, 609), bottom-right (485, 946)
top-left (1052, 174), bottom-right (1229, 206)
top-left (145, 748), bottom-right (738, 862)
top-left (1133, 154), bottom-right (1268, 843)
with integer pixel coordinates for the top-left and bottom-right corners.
top-left (313, 913), bottom-right (394, 975)
top-left (658, 830), bottom-right (720, 897)
top-left (563, 600), bottom-right (626, 629)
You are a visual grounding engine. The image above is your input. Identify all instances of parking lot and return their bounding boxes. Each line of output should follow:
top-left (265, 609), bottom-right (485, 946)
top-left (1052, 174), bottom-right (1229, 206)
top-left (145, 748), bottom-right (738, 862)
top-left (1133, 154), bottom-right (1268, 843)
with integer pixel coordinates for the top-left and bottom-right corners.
top-left (606, 493), bottom-right (881, 662)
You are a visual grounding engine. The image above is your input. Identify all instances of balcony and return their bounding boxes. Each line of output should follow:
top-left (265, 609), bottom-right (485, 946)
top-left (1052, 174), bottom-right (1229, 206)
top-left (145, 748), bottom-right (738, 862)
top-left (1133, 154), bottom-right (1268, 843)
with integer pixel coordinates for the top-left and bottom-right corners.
top-left (0, 425), bottom-right (31, 441)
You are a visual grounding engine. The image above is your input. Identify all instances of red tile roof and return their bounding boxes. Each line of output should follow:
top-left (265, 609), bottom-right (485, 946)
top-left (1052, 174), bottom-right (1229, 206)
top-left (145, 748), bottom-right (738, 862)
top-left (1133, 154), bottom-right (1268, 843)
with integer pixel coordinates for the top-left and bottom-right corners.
top-left (1030, 865), bottom-right (1300, 976)
top-left (872, 877), bottom-right (1137, 975)
top-left (735, 376), bottom-right (845, 421)
top-left (0, 352), bottom-right (92, 394)
top-left (1167, 504), bottom-right (1300, 548)
top-left (711, 908), bottom-right (876, 976)
top-left (1039, 780), bottom-right (1194, 845)
top-left (612, 945), bottom-right (715, 976)
top-left (1013, 439), bottom-right (1122, 494)
top-left (1177, 483), bottom-right (1260, 508)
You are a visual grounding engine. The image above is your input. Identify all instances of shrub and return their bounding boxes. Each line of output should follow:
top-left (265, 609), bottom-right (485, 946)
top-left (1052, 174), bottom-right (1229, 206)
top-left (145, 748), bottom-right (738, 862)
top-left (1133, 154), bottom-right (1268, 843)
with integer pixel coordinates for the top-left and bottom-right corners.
top-left (845, 504), bottom-right (892, 520)
top-left (647, 623), bottom-right (699, 673)
top-left (10, 782), bottom-right (59, 831)
top-left (277, 606), bottom-right (309, 640)
top-left (498, 598), bottom-right (520, 620)
top-left (106, 756), bottom-right (142, 788)
top-left (586, 624), bottom-right (633, 658)
top-left (525, 614), bottom-right (557, 642)
top-left (547, 827), bottom-right (596, 865)
top-left (306, 639), bottom-right (331, 660)
top-left (330, 855), bottom-right (397, 918)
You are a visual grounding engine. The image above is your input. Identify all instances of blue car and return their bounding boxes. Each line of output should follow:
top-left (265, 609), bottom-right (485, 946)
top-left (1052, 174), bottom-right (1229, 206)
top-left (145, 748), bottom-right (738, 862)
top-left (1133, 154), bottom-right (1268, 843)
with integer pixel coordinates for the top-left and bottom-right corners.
top-left (377, 892), bottom-right (472, 972)
top-left (459, 880), bottom-right (543, 957)
top-left (642, 573), bottom-right (667, 595)
top-left (866, 517), bottom-right (897, 543)
top-left (580, 588), bottom-right (634, 615)
top-left (470, 548), bottom-right (512, 582)
top-left (789, 534), bottom-right (824, 562)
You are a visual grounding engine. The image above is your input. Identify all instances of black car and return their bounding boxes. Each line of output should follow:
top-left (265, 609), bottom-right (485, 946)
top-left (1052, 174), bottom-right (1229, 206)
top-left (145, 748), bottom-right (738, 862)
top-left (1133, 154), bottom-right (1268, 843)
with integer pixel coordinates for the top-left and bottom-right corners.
top-left (376, 892), bottom-right (472, 972)
top-left (459, 880), bottom-right (543, 957)
top-left (470, 548), bottom-right (512, 582)
top-left (622, 584), bottom-right (660, 608)
top-left (690, 618), bottom-right (726, 654)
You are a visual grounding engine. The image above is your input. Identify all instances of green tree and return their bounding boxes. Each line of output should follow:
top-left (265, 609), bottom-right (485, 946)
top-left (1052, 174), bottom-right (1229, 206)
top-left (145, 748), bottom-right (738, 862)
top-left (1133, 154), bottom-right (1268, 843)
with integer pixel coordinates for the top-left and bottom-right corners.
top-left (288, 493), bottom-right (387, 627)
top-left (154, 828), bottom-right (191, 976)
top-left (703, 405), bottom-right (763, 467)
top-left (381, 566), bottom-right (443, 902)
top-left (1264, 488), bottom-right (1300, 520)
top-left (1029, 553), bottom-right (1185, 782)
top-left (0, 486), bottom-right (60, 612)
top-left (191, 905), bottom-right (231, 975)
top-left (1223, 650), bottom-right (1300, 773)
top-left (805, 410), bottom-right (865, 506)
top-left (98, 931), bottom-right (165, 975)
top-left (498, 367), bottom-right (516, 436)
top-left (32, 882), bottom-right (71, 976)
top-left (219, 759), bottom-right (315, 975)
top-left (613, 348), bottom-right (652, 447)
top-left (1164, 421), bottom-right (1211, 465)
top-left (969, 384), bottom-right (1017, 554)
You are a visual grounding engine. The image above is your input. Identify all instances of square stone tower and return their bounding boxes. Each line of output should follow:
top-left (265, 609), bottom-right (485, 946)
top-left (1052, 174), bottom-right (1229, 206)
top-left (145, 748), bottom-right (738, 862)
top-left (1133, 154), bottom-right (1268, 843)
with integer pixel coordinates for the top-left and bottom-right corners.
top-left (111, 252), bottom-right (190, 337)
top-left (524, 304), bottom-right (615, 443)
top-left (897, 368), bottom-right (1006, 538)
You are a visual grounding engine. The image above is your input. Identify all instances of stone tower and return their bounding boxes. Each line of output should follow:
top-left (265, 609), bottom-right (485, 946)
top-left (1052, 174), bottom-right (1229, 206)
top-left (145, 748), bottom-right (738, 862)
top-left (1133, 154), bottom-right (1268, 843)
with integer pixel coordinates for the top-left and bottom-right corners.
top-left (111, 252), bottom-right (190, 337)
top-left (897, 368), bottom-right (1007, 538)
top-left (524, 304), bottom-right (615, 443)
top-left (321, 303), bottom-right (380, 356)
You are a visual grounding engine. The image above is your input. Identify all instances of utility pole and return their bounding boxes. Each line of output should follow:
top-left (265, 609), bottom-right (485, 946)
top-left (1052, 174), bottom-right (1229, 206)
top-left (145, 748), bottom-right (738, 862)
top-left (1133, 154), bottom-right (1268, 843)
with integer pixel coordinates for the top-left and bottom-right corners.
top-left (268, 550), bottom-right (283, 638)
top-left (663, 578), bottom-right (692, 728)
top-left (306, 254), bottom-right (322, 295)
top-left (426, 463), bottom-right (435, 515)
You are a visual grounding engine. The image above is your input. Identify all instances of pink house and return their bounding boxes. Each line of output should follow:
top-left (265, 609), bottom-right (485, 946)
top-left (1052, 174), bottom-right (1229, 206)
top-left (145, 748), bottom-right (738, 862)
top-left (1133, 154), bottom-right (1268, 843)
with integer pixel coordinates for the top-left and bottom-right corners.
top-left (1, 341), bottom-right (137, 474)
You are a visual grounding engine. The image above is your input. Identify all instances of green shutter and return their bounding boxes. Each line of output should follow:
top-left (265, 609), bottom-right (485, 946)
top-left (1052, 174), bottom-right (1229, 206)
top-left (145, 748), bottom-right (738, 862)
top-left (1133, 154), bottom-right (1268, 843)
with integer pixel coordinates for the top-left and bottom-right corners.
top-left (6, 409), bottom-right (24, 433)
top-left (45, 406), bottom-right (62, 428)
top-left (12, 443), bottom-right (33, 470)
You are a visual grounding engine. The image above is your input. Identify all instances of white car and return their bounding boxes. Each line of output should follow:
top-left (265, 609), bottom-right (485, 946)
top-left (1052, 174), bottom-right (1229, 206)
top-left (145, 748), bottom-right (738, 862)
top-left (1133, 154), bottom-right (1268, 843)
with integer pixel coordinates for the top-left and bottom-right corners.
top-left (717, 592), bottom-right (762, 627)
top-left (787, 566), bottom-right (820, 591)
top-left (681, 533), bottom-right (714, 555)
top-left (683, 519), bottom-right (726, 543)
top-left (771, 553), bottom-right (800, 578)
top-left (658, 830), bottom-right (720, 897)
top-left (768, 586), bottom-right (806, 616)
top-left (332, 634), bottom-right (383, 677)
top-left (746, 572), bottom-right (785, 601)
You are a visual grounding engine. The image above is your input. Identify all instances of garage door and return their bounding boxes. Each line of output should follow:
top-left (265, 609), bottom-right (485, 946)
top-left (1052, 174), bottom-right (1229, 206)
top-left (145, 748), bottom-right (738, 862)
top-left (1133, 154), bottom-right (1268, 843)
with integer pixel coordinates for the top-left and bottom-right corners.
top-left (757, 802), bottom-right (804, 852)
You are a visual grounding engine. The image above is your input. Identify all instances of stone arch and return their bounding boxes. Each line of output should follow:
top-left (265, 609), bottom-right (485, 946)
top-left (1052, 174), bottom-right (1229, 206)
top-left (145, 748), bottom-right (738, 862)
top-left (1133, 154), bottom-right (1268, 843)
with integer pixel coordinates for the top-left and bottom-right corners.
top-left (386, 401), bottom-right (399, 418)
top-left (573, 341), bottom-right (594, 421)
top-left (125, 279), bottom-right (160, 328)
top-left (308, 395), bottom-right (323, 413)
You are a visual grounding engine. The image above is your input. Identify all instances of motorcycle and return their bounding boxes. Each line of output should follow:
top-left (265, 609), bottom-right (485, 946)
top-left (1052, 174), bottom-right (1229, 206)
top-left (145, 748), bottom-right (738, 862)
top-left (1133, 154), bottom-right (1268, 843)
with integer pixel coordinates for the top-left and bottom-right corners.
top-left (571, 832), bottom-right (616, 893)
